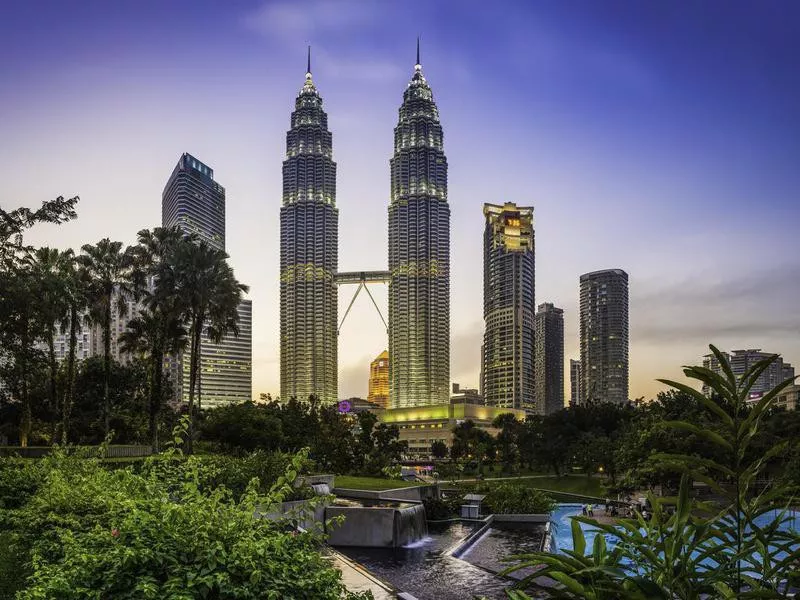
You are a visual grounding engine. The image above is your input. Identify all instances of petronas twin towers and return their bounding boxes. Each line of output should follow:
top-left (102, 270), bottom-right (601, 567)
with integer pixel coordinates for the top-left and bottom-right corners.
top-left (280, 44), bottom-right (449, 408)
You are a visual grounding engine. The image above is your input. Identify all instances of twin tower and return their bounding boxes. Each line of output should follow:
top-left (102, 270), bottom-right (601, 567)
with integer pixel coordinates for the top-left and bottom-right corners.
top-left (279, 45), bottom-right (450, 408)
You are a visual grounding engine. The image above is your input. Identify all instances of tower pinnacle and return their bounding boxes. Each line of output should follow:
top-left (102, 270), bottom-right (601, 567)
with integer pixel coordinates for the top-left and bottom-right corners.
top-left (306, 45), bottom-right (312, 79)
top-left (415, 36), bottom-right (421, 71)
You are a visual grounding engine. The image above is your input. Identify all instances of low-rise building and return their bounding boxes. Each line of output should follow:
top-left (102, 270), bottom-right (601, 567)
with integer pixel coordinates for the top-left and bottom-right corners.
top-left (379, 402), bottom-right (526, 459)
top-left (450, 383), bottom-right (483, 405)
top-left (775, 384), bottom-right (800, 411)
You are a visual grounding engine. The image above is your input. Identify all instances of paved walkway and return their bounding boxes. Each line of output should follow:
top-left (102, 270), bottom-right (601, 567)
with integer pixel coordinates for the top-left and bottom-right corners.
top-left (327, 549), bottom-right (396, 600)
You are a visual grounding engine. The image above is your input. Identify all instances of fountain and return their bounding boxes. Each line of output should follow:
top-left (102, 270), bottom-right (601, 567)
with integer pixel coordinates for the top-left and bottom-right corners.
top-left (393, 504), bottom-right (428, 547)
top-left (311, 482), bottom-right (331, 496)
top-left (326, 501), bottom-right (429, 547)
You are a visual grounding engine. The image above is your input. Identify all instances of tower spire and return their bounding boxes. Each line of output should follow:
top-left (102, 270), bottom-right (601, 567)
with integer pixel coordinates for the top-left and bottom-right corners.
top-left (306, 45), bottom-right (312, 76)
top-left (416, 36), bottom-right (420, 68)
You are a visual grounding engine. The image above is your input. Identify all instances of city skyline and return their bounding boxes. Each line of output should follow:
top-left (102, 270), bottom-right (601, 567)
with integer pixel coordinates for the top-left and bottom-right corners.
top-left (4, 1), bottom-right (799, 401)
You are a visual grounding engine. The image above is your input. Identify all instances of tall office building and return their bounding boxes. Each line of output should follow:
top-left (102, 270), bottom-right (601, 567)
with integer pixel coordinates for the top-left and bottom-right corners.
top-left (368, 350), bottom-right (390, 409)
top-left (279, 53), bottom-right (338, 404)
top-left (482, 202), bottom-right (535, 410)
top-left (570, 359), bottom-right (582, 407)
top-left (388, 43), bottom-right (449, 408)
top-left (162, 152), bottom-right (252, 408)
top-left (579, 269), bottom-right (629, 404)
top-left (534, 303), bottom-right (564, 415)
top-left (702, 349), bottom-right (795, 399)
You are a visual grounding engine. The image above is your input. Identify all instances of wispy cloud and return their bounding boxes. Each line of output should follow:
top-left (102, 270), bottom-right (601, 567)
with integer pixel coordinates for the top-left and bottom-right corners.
top-left (633, 263), bottom-right (800, 345)
top-left (243, 0), bottom-right (380, 40)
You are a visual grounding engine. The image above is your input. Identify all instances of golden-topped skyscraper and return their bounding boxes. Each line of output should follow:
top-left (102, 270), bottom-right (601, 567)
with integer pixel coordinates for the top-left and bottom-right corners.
top-left (368, 350), bottom-right (390, 409)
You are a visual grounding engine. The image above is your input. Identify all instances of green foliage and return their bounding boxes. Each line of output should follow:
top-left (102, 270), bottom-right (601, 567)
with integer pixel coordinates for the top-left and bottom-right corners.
top-left (422, 494), bottom-right (463, 520)
top-left (201, 402), bottom-right (284, 454)
top-left (474, 482), bottom-right (556, 515)
top-left (503, 345), bottom-right (800, 598)
top-left (0, 420), bottom-right (368, 599)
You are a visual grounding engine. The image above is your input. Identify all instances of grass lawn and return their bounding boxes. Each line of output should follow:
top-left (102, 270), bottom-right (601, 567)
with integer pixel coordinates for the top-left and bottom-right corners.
top-left (334, 475), bottom-right (423, 491)
top-left (514, 475), bottom-right (607, 498)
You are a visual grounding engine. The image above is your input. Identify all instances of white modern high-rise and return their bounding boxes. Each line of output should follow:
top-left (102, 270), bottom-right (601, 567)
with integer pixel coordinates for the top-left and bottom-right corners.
top-left (162, 152), bottom-right (252, 408)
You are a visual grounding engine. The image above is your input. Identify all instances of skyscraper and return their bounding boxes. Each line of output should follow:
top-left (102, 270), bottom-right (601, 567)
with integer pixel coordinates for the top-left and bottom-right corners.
top-left (280, 52), bottom-right (338, 404)
top-left (388, 42), bottom-right (449, 408)
top-left (162, 152), bottom-right (252, 408)
top-left (579, 269), bottom-right (629, 404)
top-left (534, 303), bottom-right (564, 415)
top-left (702, 349), bottom-right (794, 399)
top-left (569, 359), bottom-right (582, 407)
top-left (368, 350), bottom-right (389, 409)
top-left (482, 202), bottom-right (535, 410)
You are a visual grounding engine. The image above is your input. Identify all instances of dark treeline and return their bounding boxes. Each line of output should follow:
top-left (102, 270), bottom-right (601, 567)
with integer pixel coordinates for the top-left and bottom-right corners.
top-left (451, 389), bottom-right (800, 494)
top-left (0, 197), bottom-right (247, 451)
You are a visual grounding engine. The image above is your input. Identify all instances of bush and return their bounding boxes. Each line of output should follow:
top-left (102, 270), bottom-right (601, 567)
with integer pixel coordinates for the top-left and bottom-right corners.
top-left (1, 421), bottom-right (369, 599)
top-left (477, 482), bottom-right (556, 515)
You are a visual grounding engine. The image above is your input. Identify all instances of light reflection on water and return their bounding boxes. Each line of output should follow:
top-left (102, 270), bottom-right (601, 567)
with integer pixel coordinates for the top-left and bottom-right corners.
top-left (337, 521), bottom-right (512, 600)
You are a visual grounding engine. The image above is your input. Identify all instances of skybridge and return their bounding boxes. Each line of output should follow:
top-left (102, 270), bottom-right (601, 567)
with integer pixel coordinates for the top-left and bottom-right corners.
top-left (335, 270), bottom-right (390, 334)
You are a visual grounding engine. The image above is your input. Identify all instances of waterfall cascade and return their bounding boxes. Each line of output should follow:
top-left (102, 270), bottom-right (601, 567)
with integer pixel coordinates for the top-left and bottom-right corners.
top-left (311, 483), bottom-right (331, 496)
top-left (394, 503), bottom-right (429, 547)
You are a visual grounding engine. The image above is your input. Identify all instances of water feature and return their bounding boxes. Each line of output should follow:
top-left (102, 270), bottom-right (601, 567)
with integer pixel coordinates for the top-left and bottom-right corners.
top-left (326, 501), bottom-right (429, 547)
top-left (394, 503), bottom-right (428, 547)
top-left (311, 482), bottom-right (331, 495)
top-left (460, 522), bottom-right (546, 579)
top-left (339, 520), bottom-right (512, 600)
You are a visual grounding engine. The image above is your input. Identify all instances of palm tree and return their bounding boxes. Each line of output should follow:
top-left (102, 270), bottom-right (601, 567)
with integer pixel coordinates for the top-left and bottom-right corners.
top-left (175, 240), bottom-right (248, 453)
top-left (77, 238), bottom-right (134, 438)
top-left (123, 227), bottom-right (191, 451)
top-left (59, 252), bottom-right (88, 444)
top-left (30, 247), bottom-right (74, 438)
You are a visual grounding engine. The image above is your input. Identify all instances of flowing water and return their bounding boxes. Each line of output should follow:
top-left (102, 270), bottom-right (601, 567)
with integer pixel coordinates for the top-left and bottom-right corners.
top-left (394, 504), bottom-right (428, 547)
top-left (339, 521), bottom-right (512, 600)
top-left (311, 483), bottom-right (331, 495)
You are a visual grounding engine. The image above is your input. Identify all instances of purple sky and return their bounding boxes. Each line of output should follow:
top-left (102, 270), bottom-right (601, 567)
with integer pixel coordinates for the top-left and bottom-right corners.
top-left (3, 0), bottom-right (799, 401)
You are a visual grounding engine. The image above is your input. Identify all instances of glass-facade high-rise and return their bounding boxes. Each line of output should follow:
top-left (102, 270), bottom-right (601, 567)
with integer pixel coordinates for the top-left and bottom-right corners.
top-left (534, 302), bottom-right (564, 415)
top-left (279, 57), bottom-right (338, 404)
top-left (579, 269), bottom-right (629, 405)
top-left (388, 46), bottom-right (450, 408)
top-left (482, 202), bottom-right (535, 410)
top-left (162, 152), bottom-right (252, 408)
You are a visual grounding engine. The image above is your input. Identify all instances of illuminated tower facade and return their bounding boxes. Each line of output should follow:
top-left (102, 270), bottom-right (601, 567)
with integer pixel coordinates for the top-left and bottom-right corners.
top-left (388, 43), bottom-right (450, 408)
top-left (280, 52), bottom-right (338, 404)
top-left (482, 202), bottom-right (535, 410)
top-left (368, 350), bottom-right (390, 409)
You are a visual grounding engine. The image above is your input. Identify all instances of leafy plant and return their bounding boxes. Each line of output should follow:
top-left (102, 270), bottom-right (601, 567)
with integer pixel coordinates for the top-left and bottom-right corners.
top-left (501, 345), bottom-right (800, 599)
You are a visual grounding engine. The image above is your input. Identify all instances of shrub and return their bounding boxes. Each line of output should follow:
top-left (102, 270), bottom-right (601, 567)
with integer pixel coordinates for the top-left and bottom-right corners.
top-left (1, 421), bottom-right (370, 599)
top-left (477, 482), bottom-right (556, 515)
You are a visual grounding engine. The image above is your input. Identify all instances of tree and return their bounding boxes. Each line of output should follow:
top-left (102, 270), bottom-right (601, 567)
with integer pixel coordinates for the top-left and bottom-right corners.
top-left (0, 257), bottom-right (47, 446)
top-left (124, 227), bottom-right (191, 450)
top-left (504, 345), bottom-right (800, 598)
top-left (174, 240), bottom-right (247, 453)
top-left (201, 401), bottom-right (284, 453)
top-left (29, 247), bottom-right (74, 439)
top-left (451, 420), bottom-right (494, 475)
top-left (493, 412), bottom-right (522, 473)
top-left (0, 196), bottom-right (78, 268)
top-left (58, 251), bottom-right (88, 444)
top-left (431, 440), bottom-right (449, 460)
top-left (78, 239), bottom-right (134, 438)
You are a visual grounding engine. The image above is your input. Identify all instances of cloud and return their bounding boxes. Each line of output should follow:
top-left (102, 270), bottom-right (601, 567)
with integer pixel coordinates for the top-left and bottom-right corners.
top-left (243, 0), bottom-right (380, 40)
top-left (633, 263), bottom-right (800, 345)
top-left (450, 322), bottom-right (483, 387)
